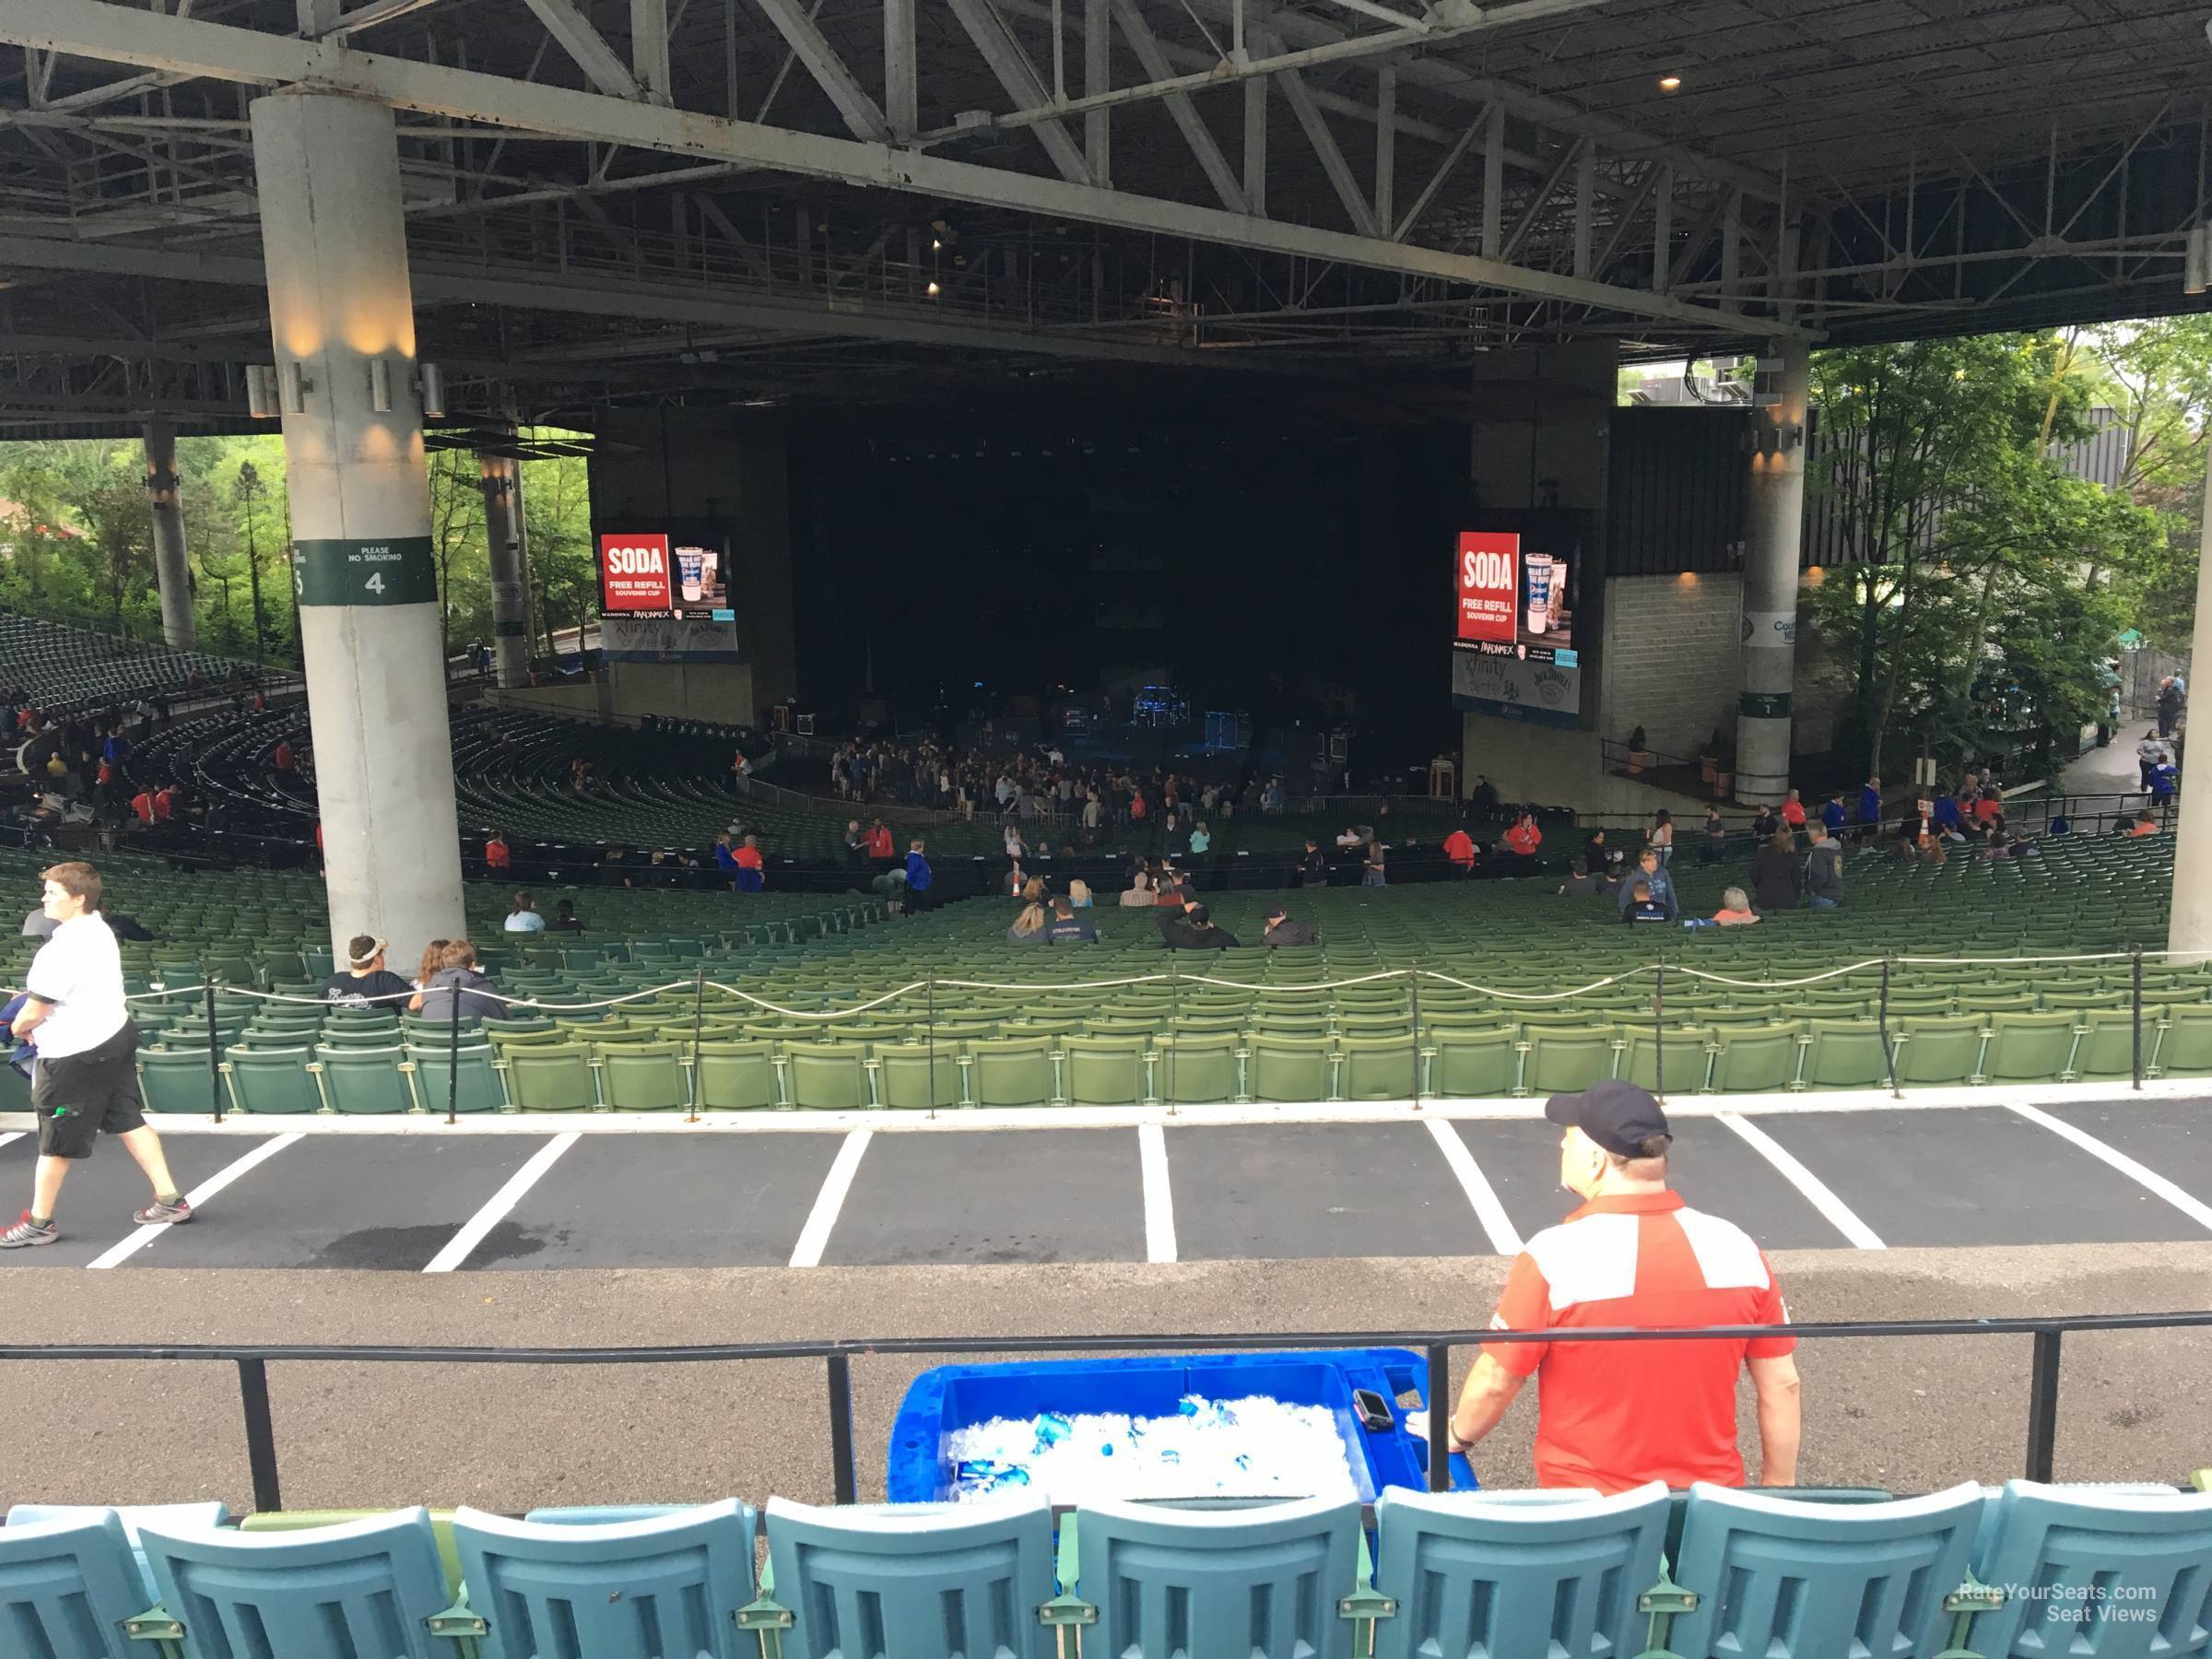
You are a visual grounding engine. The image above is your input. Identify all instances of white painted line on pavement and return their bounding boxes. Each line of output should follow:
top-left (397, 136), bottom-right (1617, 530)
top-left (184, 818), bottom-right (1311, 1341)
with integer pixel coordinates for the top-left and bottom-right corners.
top-left (1426, 1118), bottom-right (1523, 1255)
top-left (788, 1129), bottom-right (871, 1268)
top-left (87, 1132), bottom-right (304, 1270)
top-left (421, 1132), bottom-right (581, 1274)
top-left (1139, 1123), bottom-right (1177, 1264)
top-left (0, 1132), bottom-right (22, 1152)
top-left (2009, 1102), bottom-right (2212, 1234)
top-left (1718, 1112), bottom-right (1887, 1250)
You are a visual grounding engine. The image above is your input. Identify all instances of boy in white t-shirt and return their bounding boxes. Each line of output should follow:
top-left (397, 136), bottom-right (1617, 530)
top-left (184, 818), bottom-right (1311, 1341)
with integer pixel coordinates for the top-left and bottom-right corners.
top-left (2, 862), bottom-right (190, 1249)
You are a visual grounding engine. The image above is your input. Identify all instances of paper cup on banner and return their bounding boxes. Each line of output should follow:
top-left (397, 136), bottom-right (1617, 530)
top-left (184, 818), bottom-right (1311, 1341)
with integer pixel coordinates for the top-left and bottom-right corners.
top-left (677, 547), bottom-right (706, 603)
top-left (1524, 554), bottom-right (1554, 636)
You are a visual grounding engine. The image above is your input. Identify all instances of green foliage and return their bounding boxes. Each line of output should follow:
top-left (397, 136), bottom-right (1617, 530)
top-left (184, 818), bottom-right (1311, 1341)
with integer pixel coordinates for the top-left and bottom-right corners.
top-left (0, 429), bottom-right (594, 666)
top-left (1800, 331), bottom-right (2165, 782)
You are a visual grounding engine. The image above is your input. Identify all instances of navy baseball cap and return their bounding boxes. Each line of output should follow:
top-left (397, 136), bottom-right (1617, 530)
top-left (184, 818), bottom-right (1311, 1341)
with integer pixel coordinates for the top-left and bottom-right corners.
top-left (1545, 1078), bottom-right (1672, 1159)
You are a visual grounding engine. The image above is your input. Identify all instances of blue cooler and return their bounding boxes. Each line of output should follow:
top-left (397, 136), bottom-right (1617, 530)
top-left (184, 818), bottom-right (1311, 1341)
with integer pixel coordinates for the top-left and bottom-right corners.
top-left (888, 1347), bottom-right (1477, 1503)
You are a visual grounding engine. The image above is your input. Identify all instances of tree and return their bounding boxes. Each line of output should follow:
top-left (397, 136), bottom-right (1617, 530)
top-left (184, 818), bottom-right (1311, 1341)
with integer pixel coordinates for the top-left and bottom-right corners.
top-left (1800, 331), bottom-right (2163, 781)
top-left (519, 445), bottom-right (595, 662)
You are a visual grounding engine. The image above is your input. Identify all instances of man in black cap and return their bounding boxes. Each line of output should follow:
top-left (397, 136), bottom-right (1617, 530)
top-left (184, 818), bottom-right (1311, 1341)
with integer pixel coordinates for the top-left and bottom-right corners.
top-left (1442, 1080), bottom-right (1801, 1493)
top-left (1157, 900), bottom-right (1238, 950)
top-left (1260, 906), bottom-right (1314, 947)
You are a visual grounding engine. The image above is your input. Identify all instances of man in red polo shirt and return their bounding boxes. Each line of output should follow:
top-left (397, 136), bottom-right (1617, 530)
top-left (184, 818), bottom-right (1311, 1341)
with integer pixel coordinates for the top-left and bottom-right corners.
top-left (1448, 1080), bottom-right (1801, 1492)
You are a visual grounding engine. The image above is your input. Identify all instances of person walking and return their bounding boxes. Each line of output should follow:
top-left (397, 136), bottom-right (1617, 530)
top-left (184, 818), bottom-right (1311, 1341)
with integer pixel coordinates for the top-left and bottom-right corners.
top-left (3, 862), bottom-right (192, 1248)
top-left (1444, 1081), bottom-right (1800, 1492)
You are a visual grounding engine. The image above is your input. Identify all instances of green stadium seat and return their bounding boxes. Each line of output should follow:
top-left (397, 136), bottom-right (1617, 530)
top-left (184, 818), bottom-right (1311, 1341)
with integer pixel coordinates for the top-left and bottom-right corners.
top-left (596, 1041), bottom-right (691, 1111)
top-left (784, 1041), bottom-right (872, 1110)
top-left (313, 1047), bottom-right (415, 1114)
top-left (1424, 1028), bottom-right (1519, 1098)
top-left (403, 1041), bottom-right (508, 1113)
top-left (1979, 1011), bottom-right (2082, 1084)
top-left (501, 1043), bottom-right (602, 1112)
top-left (693, 1041), bottom-right (782, 1110)
top-left (137, 1048), bottom-right (218, 1114)
top-left (1892, 1016), bottom-right (1988, 1086)
top-left (873, 1041), bottom-right (967, 1109)
top-left (2154, 1004), bottom-right (2212, 1076)
top-left (2073, 1006), bottom-right (2152, 1081)
top-left (1337, 1035), bottom-right (1416, 1100)
top-left (967, 1037), bottom-right (1058, 1107)
top-left (1060, 1035), bottom-right (1151, 1106)
top-left (1523, 1025), bottom-right (1622, 1095)
top-left (1154, 1034), bottom-right (1241, 1104)
top-left (223, 1049), bottom-right (326, 1114)
top-left (1797, 1018), bottom-right (1893, 1089)
top-left (1617, 1026), bottom-right (1716, 1093)
top-left (1711, 1025), bottom-right (1803, 1092)
top-left (1246, 1034), bottom-right (1335, 1102)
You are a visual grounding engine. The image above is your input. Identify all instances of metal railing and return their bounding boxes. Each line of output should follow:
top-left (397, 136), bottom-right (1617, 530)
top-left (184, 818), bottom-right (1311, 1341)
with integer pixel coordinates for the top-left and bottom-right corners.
top-left (7, 1310), bottom-right (2208, 1513)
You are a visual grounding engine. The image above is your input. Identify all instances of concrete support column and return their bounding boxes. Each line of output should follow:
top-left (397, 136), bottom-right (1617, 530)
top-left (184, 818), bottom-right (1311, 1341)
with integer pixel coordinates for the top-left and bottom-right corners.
top-left (250, 90), bottom-right (464, 970)
top-left (144, 419), bottom-right (196, 650)
top-left (1733, 336), bottom-right (1811, 806)
top-left (2168, 434), bottom-right (2212, 956)
top-left (477, 445), bottom-right (533, 688)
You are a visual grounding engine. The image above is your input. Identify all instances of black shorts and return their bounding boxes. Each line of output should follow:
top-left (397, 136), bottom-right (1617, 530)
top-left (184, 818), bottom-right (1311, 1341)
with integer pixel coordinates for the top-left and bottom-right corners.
top-left (31, 1020), bottom-right (144, 1159)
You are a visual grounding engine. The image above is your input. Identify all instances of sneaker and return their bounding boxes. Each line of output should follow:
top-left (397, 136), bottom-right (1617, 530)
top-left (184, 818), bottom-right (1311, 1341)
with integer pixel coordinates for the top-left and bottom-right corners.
top-left (0, 1210), bottom-right (58, 1248)
top-left (135, 1197), bottom-right (194, 1226)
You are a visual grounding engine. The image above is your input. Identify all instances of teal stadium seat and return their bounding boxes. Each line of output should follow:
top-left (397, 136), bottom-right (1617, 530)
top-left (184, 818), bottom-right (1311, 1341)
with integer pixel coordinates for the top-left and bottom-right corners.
top-left (0, 1509), bottom-right (153, 1658)
top-left (1371, 1484), bottom-right (1668, 1659)
top-left (138, 1508), bottom-right (457, 1659)
top-left (1965, 1481), bottom-right (2212, 1657)
top-left (1665, 1483), bottom-right (1984, 1659)
top-left (452, 1500), bottom-right (759, 1659)
top-left (763, 1495), bottom-right (1059, 1659)
top-left (1077, 1493), bottom-right (1362, 1659)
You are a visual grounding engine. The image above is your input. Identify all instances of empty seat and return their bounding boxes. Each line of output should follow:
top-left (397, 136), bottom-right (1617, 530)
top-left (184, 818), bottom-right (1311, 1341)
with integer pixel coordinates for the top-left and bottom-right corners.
top-left (1618, 1026), bottom-right (1716, 1093)
top-left (0, 1509), bottom-right (154, 1658)
top-left (1797, 1018), bottom-right (1893, 1089)
top-left (2154, 1003), bottom-right (2212, 1076)
top-left (595, 1041), bottom-right (690, 1111)
top-left (140, 1507), bottom-right (458, 1659)
top-left (1371, 1483), bottom-right (1668, 1659)
top-left (1154, 1034), bottom-right (1241, 1104)
top-left (500, 1043), bottom-right (601, 1112)
top-left (1245, 1034), bottom-right (1335, 1101)
top-left (1424, 1027), bottom-right (1520, 1098)
top-left (1892, 1016), bottom-right (1988, 1086)
top-left (452, 1500), bottom-right (759, 1659)
top-left (1337, 1034), bottom-right (1416, 1100)
top-left (403, 1041), bottom-right (508, 1114)
top-left (784, 1040), bottom-right (871, 1110)
top-left (874, 1041), bottom-right (967, 1109)
top-left (693, 1039), bottom-right (781, 1109)
top-left (312, 1047), bottom-right (415, 1114)
top-left (222, 1049), bottom-right (325, 1114)
top-left (1978, 1010), bottom-right (2081, 1083)
top-left (1060, 1034), bottom-right (1150, 1105)
top-left (1711, 1024), bottom-right (1802, 1092)
top-left (1964, 1480), bottom-right (2212, 1656)
top-left (1665, 1483), bottom-right (1983, 1659)
top-left (1077, 1493), bottom-right (1361, 1659)
top-left (136, 1048), bottom-right (217, 1114)
top-left (968, 1037), bottom-right (1058, 1107)
top-left (1523, 1025), bottom-right (1621, 1095)
top-left (763, 1494), bottom-right (1059, 1659)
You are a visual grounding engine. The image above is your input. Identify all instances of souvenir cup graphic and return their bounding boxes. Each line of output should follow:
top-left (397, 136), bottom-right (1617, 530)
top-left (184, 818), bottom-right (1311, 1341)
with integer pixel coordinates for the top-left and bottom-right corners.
top-left (1523, 554), bottom-right (1555, 636)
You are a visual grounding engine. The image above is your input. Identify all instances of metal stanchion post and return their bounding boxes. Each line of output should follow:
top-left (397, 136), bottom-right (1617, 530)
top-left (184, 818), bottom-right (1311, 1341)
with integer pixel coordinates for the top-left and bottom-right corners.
top-left (1879, 959), bottom-right (1900, 1099)
top-left (927, 972), bottom-right (936, 1113)
top-left (1409, 963), bottom-right (1422, 1108)
top-left (2131, 947), bottom-right (2144, 1090)
top-left (1653, 954), bottom-right (1665, 1102)
top-left (446, 989), bottom-right (462, 1125)
top-left (1426, 1344), bottom-right (1452, 1491)
top-left (2024, 1328), bottom-right (2063, 1482)
top-left (688, 964), bottom-right (705, 1121)
top-left (205, 982), bottom-right (223, 1124)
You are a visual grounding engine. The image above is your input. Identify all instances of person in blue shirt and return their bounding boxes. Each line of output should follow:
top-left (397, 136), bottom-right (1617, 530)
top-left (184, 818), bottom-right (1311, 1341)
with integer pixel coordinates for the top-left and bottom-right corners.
top-left (903, 839), bottom-right (934, 912)
top-left (1044, 895), bottom-right (1097, 943)
top-left (712, 833), bottom-right (741, 880)
top-left (1615, 849), bottom-right (1677, 921)
top-left (1931, 792), bottom-right (1961, 836)
top-left (1857, 776), bottom-right (1883, 826)
top-left (1821, 793), bottom-right (1848, 832)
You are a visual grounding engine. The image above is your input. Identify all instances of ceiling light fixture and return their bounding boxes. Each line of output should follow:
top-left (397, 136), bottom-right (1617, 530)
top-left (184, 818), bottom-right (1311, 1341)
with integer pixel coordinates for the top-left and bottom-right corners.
top-left (1657, 74), bottom-right (1682, 91)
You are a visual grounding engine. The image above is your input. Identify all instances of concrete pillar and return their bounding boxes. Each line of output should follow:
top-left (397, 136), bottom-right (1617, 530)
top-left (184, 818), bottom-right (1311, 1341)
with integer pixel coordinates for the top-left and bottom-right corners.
top-left (250, 90), bottom-right (464, 970)
top-left (144, 419), bottom-right (196, 650)
top-left (477, 445), bottom-right (532, 688)
top-left (2168, 434), bottom-right (2212, 957)
top-left (1733, 336), bottom-right (1811, 806)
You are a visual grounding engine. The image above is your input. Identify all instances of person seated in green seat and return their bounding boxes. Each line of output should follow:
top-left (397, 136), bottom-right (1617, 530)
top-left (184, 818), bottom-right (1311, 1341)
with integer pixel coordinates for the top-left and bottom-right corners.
top-left (1044, 895), bottom-right (1097, 944)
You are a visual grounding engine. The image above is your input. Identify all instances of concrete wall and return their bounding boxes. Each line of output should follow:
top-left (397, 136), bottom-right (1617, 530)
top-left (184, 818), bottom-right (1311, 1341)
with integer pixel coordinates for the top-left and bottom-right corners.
top-left (607, 661), bottom-right (760, 726)
top-left (1599, 571), bottom-right (1745, 761)
top-left (1459, 710), bottom-right (1712, 819)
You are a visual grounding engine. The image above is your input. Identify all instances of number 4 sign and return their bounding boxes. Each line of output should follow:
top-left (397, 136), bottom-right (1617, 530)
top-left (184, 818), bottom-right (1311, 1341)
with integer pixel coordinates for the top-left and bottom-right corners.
top-left (1455, 532), bottom-right (1519, 645)
top-left (291, 536), bottom-right (439, 606)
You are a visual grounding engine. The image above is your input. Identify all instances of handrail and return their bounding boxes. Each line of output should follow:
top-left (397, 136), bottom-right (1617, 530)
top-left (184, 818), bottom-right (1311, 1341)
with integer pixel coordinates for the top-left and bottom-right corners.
top-left (7, 1309), bottom-right (2200, 1511)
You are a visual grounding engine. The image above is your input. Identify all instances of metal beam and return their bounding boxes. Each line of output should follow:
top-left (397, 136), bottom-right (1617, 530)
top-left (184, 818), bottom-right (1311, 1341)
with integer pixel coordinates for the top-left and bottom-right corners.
top-left (516, 0), bottom-right (641, 100)
top-left (1393, 110), bottom-right (1480, 241)
top-left (750, 0), bottom-right (888, 141)
top-left (320, 0), bottom-right (443, 40)
top-left (1081, 0), bottom-right (1108, 182)
top-left (883, 0), bottom-right (915, 139)
top-left (1372, 64), bottom-right (1394, 231)
top-left (1572, 141), bottom-right (1594, 276)
top-left (1272, 42), bottom-right (1377, 237)
top-left (1108, 0), bottom-right (1245, 213)
top-left (629, 0), bottom-right (671, 104)
top-left (1480, 103), bottom-right (1504, 258)
top-left (944, 0), bottom-right (1094, 184)
top-left (1242, 70), bottom-right (1265, 215)
top-left (1500, 135), bottom-right (1580, 261)
top-left (1, 0), bottom-right (1804, 335)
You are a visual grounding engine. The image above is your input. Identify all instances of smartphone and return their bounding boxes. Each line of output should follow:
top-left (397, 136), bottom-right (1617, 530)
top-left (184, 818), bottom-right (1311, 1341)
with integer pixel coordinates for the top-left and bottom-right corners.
top-left (1352, 1388), bottom-right (1394, 1432)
